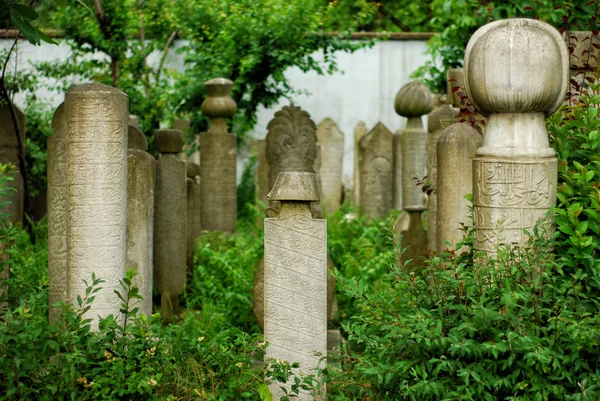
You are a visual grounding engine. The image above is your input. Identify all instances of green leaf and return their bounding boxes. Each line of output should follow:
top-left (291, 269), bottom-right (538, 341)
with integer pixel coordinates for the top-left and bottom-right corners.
top-left (36, 28), bottom-right (57, 45)
top-left (11, 15), bottom-right (40, 45)
top-left (11, 4), bottom-right (39, 20)
top-left (258, 383), bottom-right (272, 401)
top-left (55, 0), bottom-right (67, 9)
top-left (585, 171), bottom-right (594, 182)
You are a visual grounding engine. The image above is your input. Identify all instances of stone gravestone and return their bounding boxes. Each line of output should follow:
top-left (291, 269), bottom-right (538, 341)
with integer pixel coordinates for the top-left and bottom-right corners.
top-left (464, 19), bottom-right (568, 254)
top-left (47, 103), bottom-right (68, 323)
top-left (255, 139), bottom-right (270, 205)
top-left (353, 121), bottom-right (368, 206)
top-left (316, 118), bottom-right (344, 215)
top-left (199, 78), bottom-right (237, 233)
top-left (154, 129), bottom-right (187, 320)
top-left (395, 82), bottom-right (433, 269)
top-left (186, 162), bottom-right (202, 272)
top-left (126, 125), bottom-right (156, 316)
top-left (426, 94), bottom-right (459, 251)
top-left (358, 122), bottom-right (393, 218)
top-left (65, 83), bottom-right (128, 328)
top-left (264, 171), bottom-right (327, 400)
top-left (0, 104), bottom-right (26, 224)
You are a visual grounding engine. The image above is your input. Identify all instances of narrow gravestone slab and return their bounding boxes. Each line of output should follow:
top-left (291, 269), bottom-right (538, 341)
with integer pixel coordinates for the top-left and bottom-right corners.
top-left (65, 83), bottom-right (128, 328)
top-left (358, 122), bottom-right (393, 218)
top-left (186, 162), bottom-right (202, 271)
top-left (353, 121), bottom-right (368, 205)
top-left (47, 103), bottom-right (68, 323)
top-left (316, 118), bottom-right (344, 215)
top-left (255, 139), bottom-right (270, 204)
top-left (0, 104), bottom-right (26, 224)
top-left (264, 171), bottom-right (326, 400)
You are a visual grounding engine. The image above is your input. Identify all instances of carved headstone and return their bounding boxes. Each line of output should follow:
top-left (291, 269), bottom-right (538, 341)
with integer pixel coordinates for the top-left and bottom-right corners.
top-left (316, 118), bottom-right (344, 215)
top-left (65, 83), bottom-right (128, 328)
top-left (186, 162), bottom-right (202, 271)
top-left (264, 171), bottom-right (327, 400)
top-left (199, 78), bottom-right (237, 233)
top-left (47, 103), bottom-right (68, 323)
top-left (353, 121), bottom-right (368, 205)
top-left (154, 129), bottom-right (187, 319)
top-left (0, 105), bottom-right (25, 224)
top-left (126, 125), bottom-right (156, 316)
top-left (464, 19), bottom-right (568, 254)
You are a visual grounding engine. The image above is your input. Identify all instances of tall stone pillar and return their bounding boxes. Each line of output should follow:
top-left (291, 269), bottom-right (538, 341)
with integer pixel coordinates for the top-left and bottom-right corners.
top-left (353, 121), bottom-right (367, 205)
top-left (264, 171), bottom-right (327, 400)
top-left (47, 103), bottom-right (68, 323)
top-left (199, 78), bottom-right (237, 233)
top-left (464, 19), bottom-right (569, 254)
top-left (426, 94), bottom-right (459, 251)
top-left (0, 105), bottom-right (26, 224)
top-left (153, 129), bottom-right (187, 320)
top-left (316, 118), bottom-right (344, 215)
top-left (126, 125), bottom-right (156, 316)
top-left (186, 162), bottom-right (201, 271)
top-left (65, 83), bottom-right (128, 328)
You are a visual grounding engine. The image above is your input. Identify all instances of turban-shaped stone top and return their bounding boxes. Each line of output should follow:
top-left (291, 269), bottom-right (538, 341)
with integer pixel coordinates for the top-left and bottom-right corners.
top-left (201, 78), bottom-right (237, 119)
top-left (464, 18), bottom-right (569, 117)
top-left (394, 82), bottom-right (434, 118)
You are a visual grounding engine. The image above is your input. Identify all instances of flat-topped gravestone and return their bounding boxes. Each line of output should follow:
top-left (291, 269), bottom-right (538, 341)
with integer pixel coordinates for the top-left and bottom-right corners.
top-left (126, 125), bottom-right (155, 316)
top-left (353, 121), bottom-right (368, 205)
top-left (316, 118), bottom-right (344, 215)
top-left (264, 171), bottom-right (327, 400)
top-left (200, 78), bottom-right (237, 233)
top-left (465, 18), bottom-right (568, 254)
top-left (47, 103), bottom-right (68, 323)
top-left (358, 122), bottom-right (393, 218)
top-left (65, 83), bottom-right (128, 328)
top-left (0, 104), bottom-right (26, 224)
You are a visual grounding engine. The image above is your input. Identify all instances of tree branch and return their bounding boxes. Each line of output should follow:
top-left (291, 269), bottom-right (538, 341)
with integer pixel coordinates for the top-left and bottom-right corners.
top-left (155, 30), bottom-right (177, 83)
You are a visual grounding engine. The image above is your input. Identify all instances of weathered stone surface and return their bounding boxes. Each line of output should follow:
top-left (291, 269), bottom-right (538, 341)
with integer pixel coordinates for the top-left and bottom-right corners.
top-left (563, 31), bottom-right (600, 103)
top-left (392, 129), bottom-right (403, 211)
top-left (155, 129), bottom-right (183, 153)
top-left (464, 18), bottom-right (568, 253)
top-left (316, 118), bottom-right (344, 215)
top-left (255, 139), bottom-right (269, 203)
top-left (358, 123), bottom-right (393, 218)
top-left (65, 83), bottom-right (128, 328)
top-left (446, 68), bottom-right (466, 109)
top-left (396, 208), bottom-right (428, 271)
top-left (0, 105), bottom-right (25, 224)
top-left (353, 121), bottom-right (368, 205)
top-left (48, 103), bottom-right (68, 323)
top-left (154, 129), bottom-right (187, 319)
top-left (126, 130), bottom-right (155, 316)
top-left (129, 115), bottom-right (139, 128)
top-left (264, 171), bottom-right (327, 400)
top-left (436, 123), bottom-right (482, 254)
top-left (186, 163), bottom-right (202, 271)
top-left (200, 78), bottom-right (237, 233)
top-left (128, 125), bottom-right (147, 151)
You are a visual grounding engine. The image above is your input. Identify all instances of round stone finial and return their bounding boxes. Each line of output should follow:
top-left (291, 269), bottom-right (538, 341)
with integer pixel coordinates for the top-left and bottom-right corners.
top-left (154, 129), bottom-right (183, 153)
top-left (464, 18), bottom-right (569, 117)
top-left (128, 125), bottom-right (147, 151)
top-left (394, 82), bottom-right (434, 118)
top-left (201, 78), bottom-right (237, 119)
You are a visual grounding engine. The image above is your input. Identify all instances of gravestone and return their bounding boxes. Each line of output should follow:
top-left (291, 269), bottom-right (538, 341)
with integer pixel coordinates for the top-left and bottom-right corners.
top-left (358, 123), bottom-right (393, 218)
top-left (563, 31), bottom-right (600, 103)
top-left (464, 19), bottom-right (568, 253)
top-left (47, 103), bottom-right (68, 323)
top-left (316, 118), bottom-right (344, 215)
top-left (0, 104), bottom-right (26, 224)
top-left (353, 121), bottom-right (368, 205)
top-left (255, 139), bottom-right (270, 204)
top-left (186, 162), bottom-right (202, 271)
top-left (264, 171), bottom-right (327, 400)
top-left (65, 83), bottom-right (128, 328)
top-left (199, 78), bottom-right (237, 233)
top-left (154, 129), bottom-right (187, 319)
top-left (129, 115), bottom-right (139, 128)
top-left (126, 125), bottom-right (156, 316)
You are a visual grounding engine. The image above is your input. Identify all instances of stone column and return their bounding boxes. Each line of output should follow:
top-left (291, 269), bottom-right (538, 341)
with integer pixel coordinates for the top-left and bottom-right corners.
top-left (154, 129), bottom-right (187, 320)
top-left (186, 162), bottom-right (201, 271)
top-left (353, 121), bottom-right (367, 205)
top-left (264, 171), bottom-right (327, 400)
top-left (126, 125), bottom-right (156, 316)
top-left (436, 123), bottom-right (482, 255)
top-left (316, 118), bottom-right (344, 215)
top-left (358, 122), bottom-right (393, 218)
top-left (464, 19), bottom-right (568, 254)
top-left (426, 94), bottom-right (459, 251)
top-left (199, 78), bottom-right (237, 233)
top-left (65, 83), bottom-right (128, 327)
top-left (0, 105), bottom-right (26, 224)
top-left (47, 103), bottom-right (68, 323)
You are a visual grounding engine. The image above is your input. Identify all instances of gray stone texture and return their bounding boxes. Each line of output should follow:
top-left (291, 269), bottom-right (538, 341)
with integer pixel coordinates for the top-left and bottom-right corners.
top-left (65, 83), bottom-right (128, 328)
top-left (396, 208), bottom-right (427, 271)
top-left (358, 122), bottom-right (393, 218)
top-left (153, 129), bottom-right (187, 319)
top-left (464, 19), bottom-right (568, 253)
top-left (316, 118), bottom-right (344, 215)
top-left (0, 105), bottom-right (25, 224)
top-left (126, 127), bottom-right (155, 316)
top-left (186, 162), bottom-right (202, 271)
top-left (200, 78), bottom-right (237, 233)
top-left (353, 121), bottom-right (368, 205)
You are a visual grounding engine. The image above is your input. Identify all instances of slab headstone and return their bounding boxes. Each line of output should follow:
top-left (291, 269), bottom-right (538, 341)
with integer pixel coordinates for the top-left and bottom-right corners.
top-left (200, 78), bottom-right (237, 233)
top-left (255, 139), bottom-right (270, 204)
top-left (126, 125), bottom-right (156, 316)
top-left (0, 104), bottom-right (26, 224)
top-left (186, 162), bottom-right (201, 271)
top-left (264, 171), bottom-right (327, 400)
top-left (358, 123), bottom-right (393, 218)
top-left (65, 83), bottom-right (128, 328)
top-left (353, 121), bottom-right (368, 205)
top-left (316, 118), bottom-right (344, 215)
top-left (47, 103), bottom-right (68, 323)
top-left (464, 19), bottom-right (568, 254)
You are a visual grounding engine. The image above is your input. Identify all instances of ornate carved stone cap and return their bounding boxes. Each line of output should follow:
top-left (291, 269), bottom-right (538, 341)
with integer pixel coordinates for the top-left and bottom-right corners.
top-left (187, 162), bottom-right (201, 177)
top-left (51, 103), bottom-right (66, 137)
top-left (464, 18), bottom-right (569, 117)
top-left (154, 129), bottom-right (183, 153)
top-left (394, 82), bottom-right (434, 118)
top-left (201, 78), bottom-right (237, 119)
top-left (267, 172), bottom-right (320, 202)
top-left (128, 125), bottom-right (147, 151)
